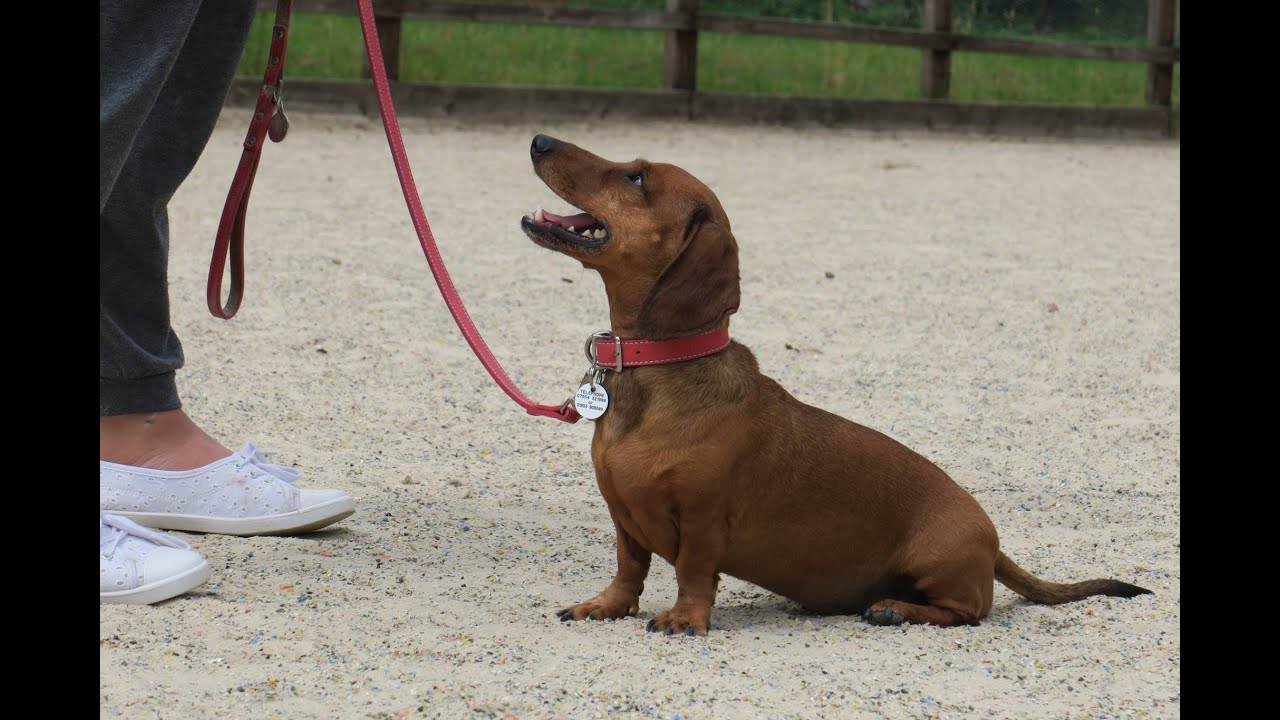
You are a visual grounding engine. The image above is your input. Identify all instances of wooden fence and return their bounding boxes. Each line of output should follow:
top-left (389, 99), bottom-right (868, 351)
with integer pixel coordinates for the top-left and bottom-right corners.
top-left (239, 0), bottom-right (1180, 137)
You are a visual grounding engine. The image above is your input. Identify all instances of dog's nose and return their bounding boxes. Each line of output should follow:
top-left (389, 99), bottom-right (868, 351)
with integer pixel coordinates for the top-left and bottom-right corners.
top-left (531, 134), bottom-right (557, 159)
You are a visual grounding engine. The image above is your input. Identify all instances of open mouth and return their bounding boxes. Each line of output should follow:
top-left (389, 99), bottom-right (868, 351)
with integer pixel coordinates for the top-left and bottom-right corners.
top-left (520, 206), bottom-right (609, 251)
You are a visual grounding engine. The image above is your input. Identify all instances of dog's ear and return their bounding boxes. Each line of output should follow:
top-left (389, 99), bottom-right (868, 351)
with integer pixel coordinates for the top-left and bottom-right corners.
top-left (636, 208), bottom-right (740, 340)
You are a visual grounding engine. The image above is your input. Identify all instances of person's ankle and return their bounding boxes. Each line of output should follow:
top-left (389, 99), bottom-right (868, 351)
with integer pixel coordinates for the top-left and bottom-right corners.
top-left (99, 409), bottom-right (232, 470)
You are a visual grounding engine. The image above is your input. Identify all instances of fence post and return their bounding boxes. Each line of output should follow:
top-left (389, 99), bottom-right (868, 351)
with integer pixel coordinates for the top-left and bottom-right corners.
top-left (362, 9), bottom-right (402, 82)
top-left (664, 0), bottom-right (699, 91)
top-left (921, 0), bottom-right (953, 100)
top-left (1145, 0), bottom-right (1176, 106)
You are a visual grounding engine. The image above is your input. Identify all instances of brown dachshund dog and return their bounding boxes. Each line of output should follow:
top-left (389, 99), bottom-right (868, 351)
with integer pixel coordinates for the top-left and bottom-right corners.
top-left (520, 134), bottom-right (1150, 636)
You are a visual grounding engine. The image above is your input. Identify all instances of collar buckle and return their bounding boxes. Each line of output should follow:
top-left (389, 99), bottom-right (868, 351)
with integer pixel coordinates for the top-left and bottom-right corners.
top-left (584, 330), bottom-right (623, 373)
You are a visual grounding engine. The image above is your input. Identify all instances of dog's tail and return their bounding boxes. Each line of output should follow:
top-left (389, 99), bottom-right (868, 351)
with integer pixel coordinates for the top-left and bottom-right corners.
top-left (994, 552), bottom-right (1152, 605)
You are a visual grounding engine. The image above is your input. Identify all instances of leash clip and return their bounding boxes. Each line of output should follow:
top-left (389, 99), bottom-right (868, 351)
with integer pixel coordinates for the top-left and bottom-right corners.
top-left (558, 396), bottom-right (577, 416)
top-left (584, 330), bottom-right (623, 374)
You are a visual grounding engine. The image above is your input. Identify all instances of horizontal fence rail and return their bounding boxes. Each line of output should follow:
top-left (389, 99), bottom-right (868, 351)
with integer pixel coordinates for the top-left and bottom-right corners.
top-left (258, 0), bottom-right (1180, 62)
top-left (247, 0), bottom-right (1180, 136)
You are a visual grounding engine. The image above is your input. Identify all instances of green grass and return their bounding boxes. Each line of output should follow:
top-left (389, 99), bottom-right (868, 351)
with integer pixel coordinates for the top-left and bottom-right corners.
top-left (700, 34), bottom-right (922, 99)
top-left (403, 22), bottom-right (664, 88)
top-left (240, 14), bottom-right (1179, 107)
top-left (952, 53), bottom-right (1170, 106)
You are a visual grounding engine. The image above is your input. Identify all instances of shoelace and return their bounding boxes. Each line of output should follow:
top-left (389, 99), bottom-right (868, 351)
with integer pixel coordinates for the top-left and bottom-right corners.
top-left (231, 442), bottom-right (302, 483)
top-left (100, 513), bottom-right (190, 559)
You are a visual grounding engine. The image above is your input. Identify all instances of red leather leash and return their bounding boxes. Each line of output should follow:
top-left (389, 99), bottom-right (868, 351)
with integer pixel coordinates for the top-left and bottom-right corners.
top-left (208, 0), bottom-right (292, 320)
top-left (208, 0), bottom-right (579, 422)
top-left (353, 0), bottom-right (579, 422)
top-left (209, 1), bottom-right (736, 421)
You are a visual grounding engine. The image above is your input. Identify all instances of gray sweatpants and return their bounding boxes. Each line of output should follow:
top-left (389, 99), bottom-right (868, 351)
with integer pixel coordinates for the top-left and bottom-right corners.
top-left (100, 0), bottom-right (257, 416)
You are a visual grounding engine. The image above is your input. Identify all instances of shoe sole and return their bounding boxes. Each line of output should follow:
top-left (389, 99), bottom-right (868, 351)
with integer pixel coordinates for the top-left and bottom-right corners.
top-left (114, 496), bottom-right (356, 537)
top-left (100, 559), bottom-right (212, 605)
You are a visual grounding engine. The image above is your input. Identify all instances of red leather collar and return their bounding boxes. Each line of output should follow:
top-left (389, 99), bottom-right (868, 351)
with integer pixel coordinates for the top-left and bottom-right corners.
top-left (590, 328), bottom-right (731, 371)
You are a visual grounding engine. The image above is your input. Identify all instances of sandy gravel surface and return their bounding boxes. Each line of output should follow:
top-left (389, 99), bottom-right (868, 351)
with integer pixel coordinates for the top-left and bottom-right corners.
top-left (100, 111), bottom-right (1179, 719)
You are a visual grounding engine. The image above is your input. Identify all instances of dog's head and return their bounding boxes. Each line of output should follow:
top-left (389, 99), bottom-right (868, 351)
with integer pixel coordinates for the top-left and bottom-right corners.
top-left (521, 134), bottom-right (740, 340)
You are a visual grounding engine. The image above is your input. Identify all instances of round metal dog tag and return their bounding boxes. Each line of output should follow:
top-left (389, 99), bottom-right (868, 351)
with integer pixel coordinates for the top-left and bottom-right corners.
top-left (574, 383), bottom-right (609, 420)
top-left (268, 109), bottom-right (290, 142)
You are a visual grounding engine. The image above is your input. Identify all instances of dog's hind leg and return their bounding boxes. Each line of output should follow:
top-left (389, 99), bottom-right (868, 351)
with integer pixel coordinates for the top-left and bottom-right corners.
top-left (556, 520), bottom-right (652, 623)
top-left (863, 556), bottom-right (995, 628)
top-left (862, 598), bottom-right (980, 627)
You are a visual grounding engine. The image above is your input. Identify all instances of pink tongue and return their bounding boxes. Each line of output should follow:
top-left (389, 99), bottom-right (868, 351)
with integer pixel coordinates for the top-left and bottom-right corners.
top-left (542, 210), bottom-right (597, 229)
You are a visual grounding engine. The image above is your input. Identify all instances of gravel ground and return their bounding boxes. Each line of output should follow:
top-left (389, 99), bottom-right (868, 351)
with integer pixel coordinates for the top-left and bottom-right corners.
top-left (99, 111), bottom-right (1180, 720)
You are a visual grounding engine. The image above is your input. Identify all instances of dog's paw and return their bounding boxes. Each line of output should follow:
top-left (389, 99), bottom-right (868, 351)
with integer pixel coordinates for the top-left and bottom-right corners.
top-left (554, 596), bottom-right (637, 623)
top-left (862, 601), bottom-right (906, 626)
top-left (645, 607), bottom-right (711, 637)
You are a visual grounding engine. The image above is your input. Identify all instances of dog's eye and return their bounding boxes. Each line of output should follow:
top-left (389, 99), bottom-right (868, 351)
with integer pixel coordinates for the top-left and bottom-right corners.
top-left (625, 173), bottom-right (644, 188)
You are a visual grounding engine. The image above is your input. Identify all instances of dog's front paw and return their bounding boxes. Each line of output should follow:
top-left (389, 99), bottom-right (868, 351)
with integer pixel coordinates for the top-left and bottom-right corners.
top-left (555, 595), bottom-right (638, 623)
top-left (645, 606), bottom-right (711, 637)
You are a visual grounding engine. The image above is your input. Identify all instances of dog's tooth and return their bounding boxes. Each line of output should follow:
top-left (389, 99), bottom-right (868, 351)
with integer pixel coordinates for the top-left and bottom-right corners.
top-left (593, 229), bottom-right (606, 239)
top-left (567, 226), bottom-right (575, 232)
top-left (533, 208), bottom-right (544, 223)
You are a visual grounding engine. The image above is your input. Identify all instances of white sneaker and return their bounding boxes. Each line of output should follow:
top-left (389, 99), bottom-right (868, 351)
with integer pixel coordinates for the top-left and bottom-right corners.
top-left (100, 513), bottom-right (211, 605)
top-left (100, 442), bottom-right (356, 536)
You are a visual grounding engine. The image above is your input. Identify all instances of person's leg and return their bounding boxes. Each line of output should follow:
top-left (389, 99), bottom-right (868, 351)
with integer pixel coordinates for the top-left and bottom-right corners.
top-left (100, 412), bottom-right (229, 470)
top-left (100, 0), bottom-right (206, 212)
top-left (100, 0), bottom-right (355, 536)
top-left (100, 0), bottom-right (257, 470)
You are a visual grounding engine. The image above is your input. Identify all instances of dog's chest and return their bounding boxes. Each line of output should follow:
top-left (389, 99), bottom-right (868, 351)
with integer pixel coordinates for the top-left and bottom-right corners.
top-left (589, 432), bottom-right (662, 498)
top-left (584, 434), bottom-right (680, 557)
